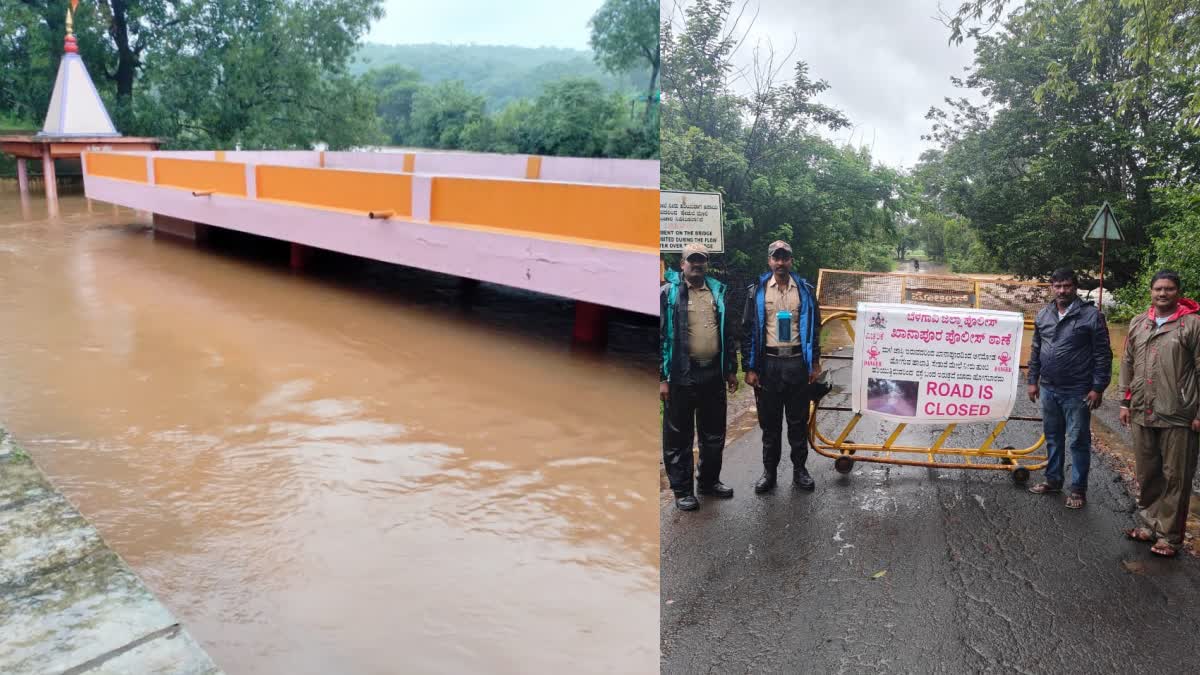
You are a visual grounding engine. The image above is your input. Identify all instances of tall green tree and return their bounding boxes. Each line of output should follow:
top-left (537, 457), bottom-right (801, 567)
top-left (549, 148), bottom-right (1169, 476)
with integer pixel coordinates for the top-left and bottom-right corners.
top-left (921, 0), bottom-right (1200, 287)
top-left (363, 64), bottom-right (422, 144)
top-left (140, 0), bottom-right (384, 148)
top-left (1, 1), bottom-right (63, 125)
top-left (407, 80), bottom-right (487, 150)
top-left (524, 78), bottom-right (623, 157)
top-left (588, 0), bottom-right (659, 120)
top-left (1114, 182), bottom-right (1200, 311)
top-left (948, 0), bottom-right (1200, 127)
top-left (662, 0), bottom-right (902, 291)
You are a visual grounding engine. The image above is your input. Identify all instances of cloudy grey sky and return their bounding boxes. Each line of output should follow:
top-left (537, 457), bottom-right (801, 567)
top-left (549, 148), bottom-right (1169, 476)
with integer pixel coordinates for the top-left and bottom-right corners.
top-left (663, 0), bottom-right (986, 169)
top-left (367, 0), bottom-right (603, 50)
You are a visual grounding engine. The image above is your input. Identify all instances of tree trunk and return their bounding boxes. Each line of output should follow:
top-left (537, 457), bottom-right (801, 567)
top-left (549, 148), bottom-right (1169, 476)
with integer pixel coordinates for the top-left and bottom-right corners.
top-left (107, 0), bottom-right (138, 102)
top-left (642, 59), bottom-right (659, 124)
top-left (1133, 100), bottom-right (1152, 244)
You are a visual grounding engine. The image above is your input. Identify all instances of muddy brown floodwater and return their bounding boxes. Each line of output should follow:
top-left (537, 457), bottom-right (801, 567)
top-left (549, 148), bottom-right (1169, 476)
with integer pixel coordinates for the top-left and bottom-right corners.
top-left (0, 186), bottom-right (658, 674)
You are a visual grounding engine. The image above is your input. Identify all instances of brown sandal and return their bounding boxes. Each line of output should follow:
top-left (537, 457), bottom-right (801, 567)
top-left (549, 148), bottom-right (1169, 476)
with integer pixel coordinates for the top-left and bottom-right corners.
top-left (1065, 492), bottom-right (1086, 509)
top-left (1150, 539), bottom-right (1179, 558)
top-left (1124, 527), bottom-right (1155, 542)
top-left (1028, 482), bottom-right (1062, 495)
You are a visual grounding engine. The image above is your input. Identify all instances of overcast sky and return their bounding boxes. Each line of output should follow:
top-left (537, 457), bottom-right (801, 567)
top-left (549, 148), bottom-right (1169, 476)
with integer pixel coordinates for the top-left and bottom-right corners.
top-left (663, 0), bottom-right (987, 169)
top-left (367, 0), bottom-right (602, 50)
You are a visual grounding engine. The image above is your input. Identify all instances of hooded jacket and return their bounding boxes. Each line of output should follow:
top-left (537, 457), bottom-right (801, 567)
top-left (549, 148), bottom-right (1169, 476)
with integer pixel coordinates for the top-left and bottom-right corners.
top-left (660, 268), bottom-right (736, 383)
top-left (1119, 297), bottom-right (1200, 428)
top-left (1027, 297), bottom-right (1113, 392)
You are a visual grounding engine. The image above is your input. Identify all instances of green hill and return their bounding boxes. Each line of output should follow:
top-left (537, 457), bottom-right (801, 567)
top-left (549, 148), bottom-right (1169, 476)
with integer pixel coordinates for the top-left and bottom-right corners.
top-left (351, 43), bottom-right (648, 109)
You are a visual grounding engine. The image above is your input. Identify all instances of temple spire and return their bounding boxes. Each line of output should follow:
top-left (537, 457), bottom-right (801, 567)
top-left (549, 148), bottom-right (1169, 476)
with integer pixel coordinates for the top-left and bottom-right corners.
top-left (38, 0), bottom-right (120, 138)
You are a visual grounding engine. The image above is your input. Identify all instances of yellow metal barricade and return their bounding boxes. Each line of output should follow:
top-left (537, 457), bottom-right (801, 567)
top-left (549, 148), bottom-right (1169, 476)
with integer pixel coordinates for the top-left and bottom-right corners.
top-left (809, 269), bottom-right (1052, 481)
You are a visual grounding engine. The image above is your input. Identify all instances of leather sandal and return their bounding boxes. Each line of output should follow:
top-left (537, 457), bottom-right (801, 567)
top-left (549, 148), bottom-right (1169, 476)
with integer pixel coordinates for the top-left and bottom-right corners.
top-left (1124, 527), bottom-right (1154, 543)
top-left (1150, 539), bottom-right (1179, 558)
top-left (1028, 482), bottom-right (1062, 495)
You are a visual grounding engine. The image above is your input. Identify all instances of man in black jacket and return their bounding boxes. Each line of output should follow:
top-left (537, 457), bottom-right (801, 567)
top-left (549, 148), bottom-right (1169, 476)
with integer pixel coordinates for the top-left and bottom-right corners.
top-left (1026, 267), bottom-right (1113, 508)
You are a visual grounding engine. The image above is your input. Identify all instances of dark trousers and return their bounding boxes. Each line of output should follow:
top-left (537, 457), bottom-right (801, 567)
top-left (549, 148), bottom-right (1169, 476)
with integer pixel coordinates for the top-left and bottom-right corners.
top-left (662, 373), bottom-right (726, 496)
top-left (755, 355), bottom-right (810, 472)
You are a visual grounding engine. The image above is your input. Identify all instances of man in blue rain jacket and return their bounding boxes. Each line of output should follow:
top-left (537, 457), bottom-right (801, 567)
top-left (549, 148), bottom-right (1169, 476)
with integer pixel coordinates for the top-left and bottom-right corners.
top-left (741, 240), bottom-right (822, 494)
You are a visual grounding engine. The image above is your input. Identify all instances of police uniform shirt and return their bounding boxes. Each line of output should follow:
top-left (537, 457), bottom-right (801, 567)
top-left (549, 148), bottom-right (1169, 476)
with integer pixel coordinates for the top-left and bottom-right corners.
top-left (765, 275), bottom-right (801, 348)
top-left (687, 284), bottom-right (720, 362)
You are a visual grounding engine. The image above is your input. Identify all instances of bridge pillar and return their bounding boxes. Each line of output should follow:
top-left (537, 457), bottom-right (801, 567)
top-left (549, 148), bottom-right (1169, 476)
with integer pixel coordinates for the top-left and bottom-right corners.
top-left (290, 243), bottom-right (313, 272)
top-left (457, 278), bottom-right (481, 305)
top-left (40, 150), bottom-right (57, 203)
top-left (152, 214), bottom-right (209, 243)
top-left (572, 301), bottom-right (609, 349)
top-left (16, 159), bottom-right (28, 195)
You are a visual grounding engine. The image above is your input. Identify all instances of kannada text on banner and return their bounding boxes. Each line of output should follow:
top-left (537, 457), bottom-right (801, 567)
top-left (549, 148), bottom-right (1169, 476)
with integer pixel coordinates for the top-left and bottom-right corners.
top-left (850, 302), bottom-right (1025, 423)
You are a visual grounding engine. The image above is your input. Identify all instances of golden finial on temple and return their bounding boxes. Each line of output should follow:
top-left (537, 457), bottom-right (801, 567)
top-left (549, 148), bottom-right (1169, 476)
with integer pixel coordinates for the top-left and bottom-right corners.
top-left (63, 0), bottom-right (80, 52)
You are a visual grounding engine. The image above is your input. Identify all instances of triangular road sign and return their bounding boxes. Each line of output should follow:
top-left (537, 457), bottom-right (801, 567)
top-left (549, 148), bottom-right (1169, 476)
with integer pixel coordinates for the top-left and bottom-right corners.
top-left (1084, 201), bottom-right (1124, 241)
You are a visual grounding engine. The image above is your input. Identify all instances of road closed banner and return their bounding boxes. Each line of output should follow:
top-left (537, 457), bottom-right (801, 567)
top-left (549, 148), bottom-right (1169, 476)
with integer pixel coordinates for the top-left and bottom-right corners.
top-left (850, 302), bottom-right (1025, 423)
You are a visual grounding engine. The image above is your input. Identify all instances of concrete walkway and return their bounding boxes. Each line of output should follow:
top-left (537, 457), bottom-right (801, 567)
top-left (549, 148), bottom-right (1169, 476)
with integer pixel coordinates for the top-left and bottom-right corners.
top-left (0, 427), bottom-right (222, 674)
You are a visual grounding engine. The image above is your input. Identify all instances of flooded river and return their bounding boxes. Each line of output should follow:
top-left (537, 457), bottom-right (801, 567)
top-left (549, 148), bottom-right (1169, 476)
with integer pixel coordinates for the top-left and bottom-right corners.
top-left (0, 187), bottom-right (658, 674)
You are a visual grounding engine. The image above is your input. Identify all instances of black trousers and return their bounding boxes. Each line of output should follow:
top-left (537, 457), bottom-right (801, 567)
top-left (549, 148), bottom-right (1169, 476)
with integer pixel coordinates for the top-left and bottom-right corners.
top-left (662, 371), bottom-right (726, 496)
top-left (755, 355), bottom-right (811, 472)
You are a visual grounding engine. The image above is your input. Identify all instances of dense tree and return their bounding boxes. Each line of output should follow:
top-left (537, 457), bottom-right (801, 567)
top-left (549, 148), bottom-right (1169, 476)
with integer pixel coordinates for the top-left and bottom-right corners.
top-left (523, 78), bottom-right (623, 157)
top-left (1, 0), bottom-right (63, 126)
top-left (363, 65), bottom-right (422, 145)
top-left (948, 0), bottom-right (1200, 127)
top-left (901, 162), bottom-right (993, 272)
top-left (588, 0), bottom-right (659, 121)
top-left (662, 0), bottom-right (901, 293)
top-left (405, 80), bottom-right (486, 150)
top-left (1113, 183), bottom-right (1200, 309)
top-left (149, 0), bottom-right (386, 148)
top-left (351, 43), bottom-right (645, 110)
top-left (920, 0), bottom-right (1200, 290)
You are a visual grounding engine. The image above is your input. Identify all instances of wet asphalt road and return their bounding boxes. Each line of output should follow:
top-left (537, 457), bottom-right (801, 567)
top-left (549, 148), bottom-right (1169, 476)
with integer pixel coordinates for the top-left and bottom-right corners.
top-left (661, 362), bottom-right (1200, 673)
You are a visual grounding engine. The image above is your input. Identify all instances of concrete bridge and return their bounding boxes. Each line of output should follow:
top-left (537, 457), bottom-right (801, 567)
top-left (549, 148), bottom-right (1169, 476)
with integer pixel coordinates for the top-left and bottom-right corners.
top-left (82, 149), bottom-right (658, 344)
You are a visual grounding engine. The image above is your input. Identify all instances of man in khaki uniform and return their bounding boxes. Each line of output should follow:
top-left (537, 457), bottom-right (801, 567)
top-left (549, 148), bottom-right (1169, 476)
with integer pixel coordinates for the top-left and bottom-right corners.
top-left (1119, 270), bottom-right (1200, 557)
top-left (660, 243), bottom-right (738, 511)
top-left (740, 241), bottom-right (822, 493)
